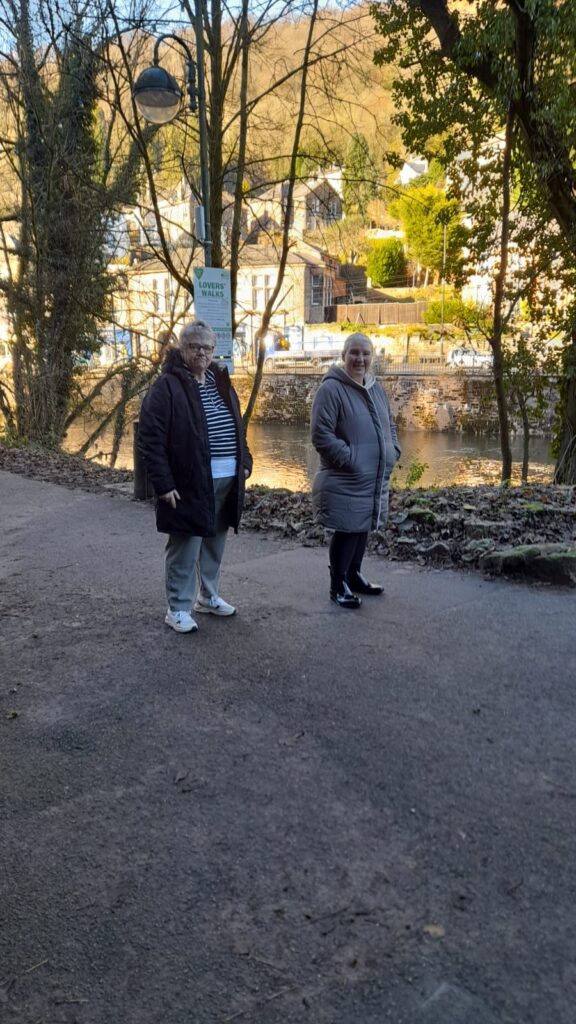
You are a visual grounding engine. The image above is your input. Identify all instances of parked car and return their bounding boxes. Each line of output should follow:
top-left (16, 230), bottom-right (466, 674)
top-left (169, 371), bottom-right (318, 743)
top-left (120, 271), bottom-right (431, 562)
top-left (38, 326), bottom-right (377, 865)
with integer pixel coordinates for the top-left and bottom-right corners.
top-left (263, 348), bottom-right (319, 368)
top-left (264, 330), bottom-right (343, 368)
top-left (447, 346), bottom-right (493, 368)
top-left (305, 330), bottom-right (337, 350)
top-left (303, 331), bottom-right (344, 363)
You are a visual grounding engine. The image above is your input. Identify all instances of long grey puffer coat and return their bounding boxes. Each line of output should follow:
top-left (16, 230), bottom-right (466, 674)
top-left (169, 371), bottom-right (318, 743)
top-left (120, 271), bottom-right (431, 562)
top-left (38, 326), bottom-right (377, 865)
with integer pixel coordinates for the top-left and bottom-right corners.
top-left (311, 366), bottom-right (401, 532)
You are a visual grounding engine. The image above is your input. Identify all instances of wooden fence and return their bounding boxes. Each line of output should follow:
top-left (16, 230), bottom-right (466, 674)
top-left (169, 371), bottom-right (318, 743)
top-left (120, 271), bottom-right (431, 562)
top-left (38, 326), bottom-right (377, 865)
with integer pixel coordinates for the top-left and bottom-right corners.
top-left (329, 301), bottom-right (429, 326)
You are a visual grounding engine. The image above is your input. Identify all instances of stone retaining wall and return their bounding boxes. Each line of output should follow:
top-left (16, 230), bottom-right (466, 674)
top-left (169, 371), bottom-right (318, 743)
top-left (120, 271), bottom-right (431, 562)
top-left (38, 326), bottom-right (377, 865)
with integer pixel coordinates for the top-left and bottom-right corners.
top-left (233, 371), bottom-right (556, 435)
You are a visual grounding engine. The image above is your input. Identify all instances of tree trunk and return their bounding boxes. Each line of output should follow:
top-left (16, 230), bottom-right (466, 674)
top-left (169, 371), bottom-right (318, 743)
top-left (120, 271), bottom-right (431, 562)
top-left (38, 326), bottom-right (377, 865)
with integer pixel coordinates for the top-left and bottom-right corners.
top-left (242, 0), bottom-right (320, 426)
top-left (492, 352), bottom-right (513, 483)
top-left (242, 328), bottom-right (267, 427)
top-left (517, 395), bottom-right (530, 483)
top-left (554, 329), bottom-right (576, 484)
top-left (491, 104), bottom-right (514, 484)
top-left (207, 0), bottom-right (223, 268)
top-left (228, 0), bottom-right (249, 323)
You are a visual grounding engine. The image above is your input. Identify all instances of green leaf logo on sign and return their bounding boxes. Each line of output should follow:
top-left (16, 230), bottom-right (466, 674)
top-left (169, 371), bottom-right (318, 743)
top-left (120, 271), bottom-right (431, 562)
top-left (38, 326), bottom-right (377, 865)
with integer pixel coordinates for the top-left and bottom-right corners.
top-left (196, 269), bottom-right (204, 281)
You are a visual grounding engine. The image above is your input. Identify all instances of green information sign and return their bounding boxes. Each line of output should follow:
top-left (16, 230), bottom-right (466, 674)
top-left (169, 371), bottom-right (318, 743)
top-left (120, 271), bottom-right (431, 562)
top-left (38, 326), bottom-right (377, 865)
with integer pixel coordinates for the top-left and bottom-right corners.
top-left (193, 267), bottom-right (233, 369)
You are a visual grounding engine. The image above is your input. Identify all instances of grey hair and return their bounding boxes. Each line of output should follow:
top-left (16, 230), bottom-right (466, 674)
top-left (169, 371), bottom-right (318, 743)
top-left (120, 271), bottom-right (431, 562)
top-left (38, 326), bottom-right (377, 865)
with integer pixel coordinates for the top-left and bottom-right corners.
top-left (178, 320), bottom-right (216, 349)
top-left (342, 332), bottom-right (373, 356)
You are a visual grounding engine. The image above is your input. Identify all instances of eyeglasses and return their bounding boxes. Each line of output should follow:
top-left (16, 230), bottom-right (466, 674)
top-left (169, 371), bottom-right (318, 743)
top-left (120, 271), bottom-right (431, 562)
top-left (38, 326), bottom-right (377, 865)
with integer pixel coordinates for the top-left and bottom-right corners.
top-left (185, 344), bottom-right (214, 354)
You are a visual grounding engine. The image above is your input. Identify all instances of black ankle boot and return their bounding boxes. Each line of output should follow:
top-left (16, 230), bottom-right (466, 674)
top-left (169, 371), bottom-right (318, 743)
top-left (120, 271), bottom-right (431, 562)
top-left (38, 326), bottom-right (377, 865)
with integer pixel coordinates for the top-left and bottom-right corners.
top-left (330, 570), bottom-right (362, 609)
top-left (347, 568), bottom-right (384, 596)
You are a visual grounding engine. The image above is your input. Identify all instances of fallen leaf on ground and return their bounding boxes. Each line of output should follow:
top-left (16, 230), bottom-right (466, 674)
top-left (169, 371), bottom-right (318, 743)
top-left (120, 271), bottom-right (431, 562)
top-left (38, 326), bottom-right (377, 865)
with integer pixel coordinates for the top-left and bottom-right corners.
top-left (279, 731), bottom-right (305, 747)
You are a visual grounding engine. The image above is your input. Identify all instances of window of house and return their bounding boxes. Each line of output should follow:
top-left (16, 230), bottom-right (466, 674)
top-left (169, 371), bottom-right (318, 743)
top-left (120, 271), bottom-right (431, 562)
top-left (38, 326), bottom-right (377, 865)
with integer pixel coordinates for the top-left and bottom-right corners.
top-left (164, 279), bottom-right (171, 313)
top-left (307, 196), bottom-right (323, 230)
top-left (152, 279), bottom-right (159, 313)
top-left (251, 273), bottom-right (273, 310)
top-left (324, 274), bottom-right (334, 307)
top-left (328, 197), bottom-right (340, 222)
top-left (311, 271), bottom-right (324, 307)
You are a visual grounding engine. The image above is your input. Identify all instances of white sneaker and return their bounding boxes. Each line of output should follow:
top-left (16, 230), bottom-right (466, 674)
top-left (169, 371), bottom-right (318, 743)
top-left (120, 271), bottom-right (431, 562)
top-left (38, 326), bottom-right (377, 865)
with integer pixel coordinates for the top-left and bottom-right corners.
top-left (193, 595), bottom-right (236, 617)
top-left (165, 609), bottom-right (198, 633)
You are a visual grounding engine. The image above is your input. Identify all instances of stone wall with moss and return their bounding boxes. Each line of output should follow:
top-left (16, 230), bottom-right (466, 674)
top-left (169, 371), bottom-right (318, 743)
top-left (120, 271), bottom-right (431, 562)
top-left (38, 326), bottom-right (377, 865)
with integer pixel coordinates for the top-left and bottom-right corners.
top-left (233, 371), bottom-right (556, 435)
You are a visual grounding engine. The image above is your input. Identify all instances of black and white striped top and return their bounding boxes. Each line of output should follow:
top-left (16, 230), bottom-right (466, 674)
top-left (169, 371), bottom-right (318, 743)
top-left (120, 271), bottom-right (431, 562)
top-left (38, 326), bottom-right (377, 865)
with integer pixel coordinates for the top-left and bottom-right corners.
top-left (197, 368), bottom-right (238, 458)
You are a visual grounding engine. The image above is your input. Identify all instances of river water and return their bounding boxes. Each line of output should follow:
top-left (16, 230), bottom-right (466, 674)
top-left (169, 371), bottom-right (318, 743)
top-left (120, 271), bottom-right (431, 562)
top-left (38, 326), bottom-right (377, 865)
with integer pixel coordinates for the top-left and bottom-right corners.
top-left (65, 418), bottom-right (555, 489)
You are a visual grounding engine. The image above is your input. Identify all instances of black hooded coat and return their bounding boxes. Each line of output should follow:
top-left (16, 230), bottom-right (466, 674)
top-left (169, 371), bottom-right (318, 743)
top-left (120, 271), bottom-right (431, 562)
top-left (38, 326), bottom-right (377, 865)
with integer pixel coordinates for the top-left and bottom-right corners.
top-left (138, 348), bottom-right (253, 536)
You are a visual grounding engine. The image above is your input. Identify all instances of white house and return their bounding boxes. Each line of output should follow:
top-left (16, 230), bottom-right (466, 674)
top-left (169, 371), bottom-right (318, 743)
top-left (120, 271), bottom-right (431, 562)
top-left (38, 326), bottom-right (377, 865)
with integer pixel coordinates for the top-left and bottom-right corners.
top-left (398, 158), bottom-right (428, 186)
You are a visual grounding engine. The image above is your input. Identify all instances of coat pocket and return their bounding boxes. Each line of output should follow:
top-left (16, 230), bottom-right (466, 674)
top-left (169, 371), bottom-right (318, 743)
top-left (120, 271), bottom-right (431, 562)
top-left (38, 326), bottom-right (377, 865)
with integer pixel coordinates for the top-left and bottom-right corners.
top-left (345, 443), bottom-right (357, 471)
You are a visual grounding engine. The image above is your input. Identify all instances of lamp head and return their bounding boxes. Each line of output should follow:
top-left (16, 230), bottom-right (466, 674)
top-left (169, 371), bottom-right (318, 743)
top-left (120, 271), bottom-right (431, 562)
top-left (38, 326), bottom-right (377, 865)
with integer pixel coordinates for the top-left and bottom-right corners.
top-left (133, 65), bottom-right (182, 124)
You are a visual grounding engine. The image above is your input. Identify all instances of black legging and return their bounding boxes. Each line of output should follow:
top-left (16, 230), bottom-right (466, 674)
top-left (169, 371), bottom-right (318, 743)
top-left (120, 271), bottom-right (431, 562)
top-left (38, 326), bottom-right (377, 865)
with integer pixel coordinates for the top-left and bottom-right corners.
top-left (329, 530), bottom-right (368, 581)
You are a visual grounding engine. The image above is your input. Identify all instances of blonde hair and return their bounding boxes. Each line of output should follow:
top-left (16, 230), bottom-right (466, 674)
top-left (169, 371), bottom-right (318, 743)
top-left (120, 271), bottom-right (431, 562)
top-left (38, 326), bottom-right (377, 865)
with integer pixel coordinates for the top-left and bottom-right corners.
top-left (342, 332), bottom-right (373, 356)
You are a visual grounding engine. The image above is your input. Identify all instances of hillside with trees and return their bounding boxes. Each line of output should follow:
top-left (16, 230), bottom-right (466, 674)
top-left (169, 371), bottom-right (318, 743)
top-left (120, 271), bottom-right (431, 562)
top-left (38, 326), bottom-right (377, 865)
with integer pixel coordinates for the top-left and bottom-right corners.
top-left (147, 3), bottom-right (400, 193)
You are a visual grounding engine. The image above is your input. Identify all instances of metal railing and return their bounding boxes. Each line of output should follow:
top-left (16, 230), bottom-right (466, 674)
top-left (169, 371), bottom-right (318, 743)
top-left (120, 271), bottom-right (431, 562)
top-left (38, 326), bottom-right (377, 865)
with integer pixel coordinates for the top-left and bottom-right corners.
top-left (236, 356), bottom-right (493, 376)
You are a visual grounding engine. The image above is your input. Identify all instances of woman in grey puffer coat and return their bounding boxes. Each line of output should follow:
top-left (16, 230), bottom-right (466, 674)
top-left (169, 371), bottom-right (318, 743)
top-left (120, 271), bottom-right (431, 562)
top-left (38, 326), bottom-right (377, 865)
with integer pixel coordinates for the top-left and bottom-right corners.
top-left (311, 333), bottom-right (400, 608)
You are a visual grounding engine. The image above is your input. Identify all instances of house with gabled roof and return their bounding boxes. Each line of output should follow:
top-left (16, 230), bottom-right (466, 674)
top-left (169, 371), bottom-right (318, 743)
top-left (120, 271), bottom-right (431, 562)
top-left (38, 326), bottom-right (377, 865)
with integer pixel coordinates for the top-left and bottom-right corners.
top-left (398, 157), bottom-right (429, 186)
top-left (234, 242), bottom-right (338, 335)
top-left (246, 172), bottom-right (343, 242)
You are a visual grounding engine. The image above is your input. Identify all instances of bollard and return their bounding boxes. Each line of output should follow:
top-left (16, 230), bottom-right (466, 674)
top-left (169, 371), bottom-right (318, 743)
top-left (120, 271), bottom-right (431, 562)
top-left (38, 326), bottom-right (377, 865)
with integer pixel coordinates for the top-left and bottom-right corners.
top-left (133, 421), bottom-right (155, 500)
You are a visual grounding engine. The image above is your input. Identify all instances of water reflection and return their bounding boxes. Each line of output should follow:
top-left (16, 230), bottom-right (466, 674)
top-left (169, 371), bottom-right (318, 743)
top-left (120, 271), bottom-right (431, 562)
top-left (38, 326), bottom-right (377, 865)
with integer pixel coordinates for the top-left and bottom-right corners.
top-left (245, 423), bottom-right (554, 489)
top-left (65, 419), bottom-right (553, 491)
top-left (246, 423), bottom-right (318, 490)
top-left (64, 418), bottom-right (554, 489)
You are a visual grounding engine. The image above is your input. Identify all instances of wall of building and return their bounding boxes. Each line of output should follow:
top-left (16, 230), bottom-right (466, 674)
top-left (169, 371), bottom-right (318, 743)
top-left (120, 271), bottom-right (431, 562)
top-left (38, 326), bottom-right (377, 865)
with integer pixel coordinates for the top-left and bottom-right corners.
top-left (236, 263), bottom-right (307, 332)
top-left (233, 371), bottom-right (556, 435)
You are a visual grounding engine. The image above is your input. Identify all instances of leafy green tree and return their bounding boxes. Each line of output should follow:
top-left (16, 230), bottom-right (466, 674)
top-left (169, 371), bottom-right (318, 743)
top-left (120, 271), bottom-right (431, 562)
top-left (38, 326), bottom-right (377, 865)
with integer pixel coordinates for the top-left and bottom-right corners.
top-left (424, 297), bottom-right (488, 333)
top-left (0, 0), bottom-right (143, 445)
top-left (373, 0), bottom-right (576, 482)
top-left (366, 238), bottom-right (406, 286)
top-left (503, 330), bottom-right (558, 484)
top-left (343, 132), bottom-right (379, 217)
top-left (389, 180), bottom-right (466, 285)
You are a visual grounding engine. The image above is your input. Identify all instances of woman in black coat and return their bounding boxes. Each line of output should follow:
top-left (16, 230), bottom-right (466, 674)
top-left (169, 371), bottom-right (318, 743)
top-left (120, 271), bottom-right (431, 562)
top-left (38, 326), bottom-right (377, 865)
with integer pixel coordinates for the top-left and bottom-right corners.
top-left (138, 321), bottom-right (252, 633)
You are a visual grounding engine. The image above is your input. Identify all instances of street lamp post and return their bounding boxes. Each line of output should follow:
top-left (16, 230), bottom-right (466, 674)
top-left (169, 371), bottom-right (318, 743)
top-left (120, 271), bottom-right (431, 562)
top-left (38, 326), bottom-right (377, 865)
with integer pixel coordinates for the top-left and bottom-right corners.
top-left (133, 29), bottom-right (212, 266)
top-left (132, 23), bottom-right (214, 500)
top-left (436, 210), bottom-right (451, 359)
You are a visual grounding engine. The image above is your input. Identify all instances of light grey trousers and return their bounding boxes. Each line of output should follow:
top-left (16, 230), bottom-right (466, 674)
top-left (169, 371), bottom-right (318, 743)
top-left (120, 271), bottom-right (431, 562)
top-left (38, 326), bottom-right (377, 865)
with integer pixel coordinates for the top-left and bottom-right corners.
top-left (165, 476), bottom-right (235, 611)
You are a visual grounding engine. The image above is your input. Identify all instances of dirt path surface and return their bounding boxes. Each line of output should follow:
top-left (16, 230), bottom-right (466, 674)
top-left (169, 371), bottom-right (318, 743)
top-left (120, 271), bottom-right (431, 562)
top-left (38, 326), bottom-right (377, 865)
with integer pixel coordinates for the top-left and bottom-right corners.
top-left (2, 470), bottom-right (576, 1024)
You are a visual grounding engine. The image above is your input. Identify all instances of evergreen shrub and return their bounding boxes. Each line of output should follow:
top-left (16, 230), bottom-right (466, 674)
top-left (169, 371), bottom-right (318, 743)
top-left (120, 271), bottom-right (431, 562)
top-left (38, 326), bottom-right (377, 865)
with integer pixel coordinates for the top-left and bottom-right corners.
top-left (366, 239), bottom-right (407, 286)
